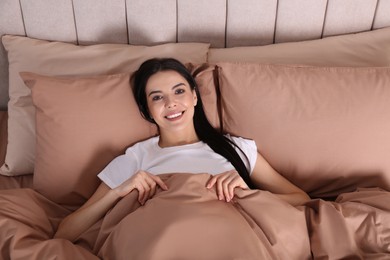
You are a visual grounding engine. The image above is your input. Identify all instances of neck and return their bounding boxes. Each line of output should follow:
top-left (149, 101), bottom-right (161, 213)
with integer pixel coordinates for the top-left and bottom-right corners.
top-left (158, 128), bottom-right (199, 148)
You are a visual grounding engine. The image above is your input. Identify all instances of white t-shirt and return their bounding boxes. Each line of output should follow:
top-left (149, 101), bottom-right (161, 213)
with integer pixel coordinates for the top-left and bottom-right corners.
top-left (98, 135), bottom-right (258, 189)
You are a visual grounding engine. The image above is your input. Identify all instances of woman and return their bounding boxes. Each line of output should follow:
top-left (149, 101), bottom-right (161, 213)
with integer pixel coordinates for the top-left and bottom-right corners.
top-left (54, 58), bottom-right (310, 242)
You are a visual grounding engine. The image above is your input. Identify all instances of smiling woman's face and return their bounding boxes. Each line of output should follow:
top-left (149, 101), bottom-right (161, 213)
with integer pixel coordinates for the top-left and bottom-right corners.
top-left (145, 70), bottom-right (198, 134)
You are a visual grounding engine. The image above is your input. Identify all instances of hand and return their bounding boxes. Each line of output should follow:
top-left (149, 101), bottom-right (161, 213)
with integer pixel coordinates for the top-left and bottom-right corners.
top-left (206, 170), bottom-right (249, 202)
top-left (113, 171), bottom-right (168, 205)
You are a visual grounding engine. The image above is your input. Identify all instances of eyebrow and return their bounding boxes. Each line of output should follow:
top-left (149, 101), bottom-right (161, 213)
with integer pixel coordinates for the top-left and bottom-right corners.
top-left (148, 83), bottom-right (186, 97)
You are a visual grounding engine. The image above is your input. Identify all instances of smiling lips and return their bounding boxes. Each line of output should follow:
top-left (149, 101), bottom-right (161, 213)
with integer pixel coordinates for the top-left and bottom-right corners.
top-left (165, 111), bottom-right (184, 120)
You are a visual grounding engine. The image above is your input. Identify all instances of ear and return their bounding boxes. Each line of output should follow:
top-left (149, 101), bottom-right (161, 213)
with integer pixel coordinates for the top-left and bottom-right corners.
top-left (193, 91), bottom-right (198, 106)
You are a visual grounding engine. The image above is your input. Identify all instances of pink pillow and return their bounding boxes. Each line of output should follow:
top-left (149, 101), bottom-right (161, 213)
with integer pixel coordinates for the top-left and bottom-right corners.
top-left (218, 62), bottom-right (390, 198)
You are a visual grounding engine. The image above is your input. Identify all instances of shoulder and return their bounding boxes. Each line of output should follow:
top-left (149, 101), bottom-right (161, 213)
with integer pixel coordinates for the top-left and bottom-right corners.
top-left (125, 136), bottom-right (159, 155)
top-left (225, 134), bottom-right (257, 150)
top-left (225, 134), bottom-right (258, 173)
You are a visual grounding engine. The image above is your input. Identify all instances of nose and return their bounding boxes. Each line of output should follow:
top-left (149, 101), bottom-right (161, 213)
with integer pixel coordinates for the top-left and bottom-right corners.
top-left (165, 96), bottom-right (177, 108)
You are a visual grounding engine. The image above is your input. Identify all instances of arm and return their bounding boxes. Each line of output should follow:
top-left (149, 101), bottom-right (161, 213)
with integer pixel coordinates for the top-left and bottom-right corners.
top-left (54, 182), bottom-right (120, 242)
top-left (250, 152), bottom-right (311, 206)
top-left (207, 151), bottom-right (310, 206)
top-left (54, 171), bottom-right (168, 242)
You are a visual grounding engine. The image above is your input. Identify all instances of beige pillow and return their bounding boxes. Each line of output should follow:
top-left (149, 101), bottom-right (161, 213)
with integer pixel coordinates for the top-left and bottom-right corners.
top-left (21, 72), bottom-right (155, 205)
top-left (1, 35), bottom-right (210, 176)
top-left (218, 62), bottom-right (390, 198)
top-left (189, 64), bottom-right (220, 129)
top-left (208, 27), bottom-right (390, 66)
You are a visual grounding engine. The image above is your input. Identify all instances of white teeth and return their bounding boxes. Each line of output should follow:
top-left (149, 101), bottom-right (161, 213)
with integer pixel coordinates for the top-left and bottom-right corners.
top-left (166, 112), bottom-right (182, 119)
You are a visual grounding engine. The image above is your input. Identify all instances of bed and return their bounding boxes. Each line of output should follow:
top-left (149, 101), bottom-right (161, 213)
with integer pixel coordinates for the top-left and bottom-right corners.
top-left (0, 1), bottom-right (390, 259)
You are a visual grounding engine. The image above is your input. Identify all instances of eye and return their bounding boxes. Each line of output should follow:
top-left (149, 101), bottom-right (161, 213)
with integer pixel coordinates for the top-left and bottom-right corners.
top-left (151, 95), bottom-right (163, 101)
top-left (175, 88), bottom-right (185, 94)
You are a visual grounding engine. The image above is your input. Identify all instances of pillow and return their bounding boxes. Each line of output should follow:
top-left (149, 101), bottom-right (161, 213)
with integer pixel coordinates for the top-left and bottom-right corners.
top-left (1, 35), bottom-right (210, 176)
top-left (208, 27), bottom-right (390, 66)
top-left (0, 111), bottom-right (7, 166)
top-left (21, 72), bottom-right (153, 205)
top-left (189, 63), bottom-right (220, 129)
top-left (217, 62), bottom-right (390, 198)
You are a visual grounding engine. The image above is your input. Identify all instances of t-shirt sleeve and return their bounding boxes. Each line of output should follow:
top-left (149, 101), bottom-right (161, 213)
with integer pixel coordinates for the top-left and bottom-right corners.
top-left (228, 135), bottom-right (258, 174)
top-left (97, 150), bottom-right (139, 189)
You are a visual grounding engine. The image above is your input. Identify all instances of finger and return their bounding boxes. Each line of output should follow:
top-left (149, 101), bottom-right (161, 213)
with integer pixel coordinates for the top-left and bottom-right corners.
top-left (228, 176), bottom-right (241, 201)
top-left (151, 175), bottom-right (169, 190)
top-left (132, 172), bottom-right (146, 203)
top-left (206, 176), bottom-right (217, 189)
top-left (217, 175), bottom-right (228, 201)
top-left (136, 185), bottom-right (145, 204)
top-left (138, 180), bottom-right (150, 204)
top-left (143, 180), bottom-right (152, 204)
top-left (223, 175), bottom-right (236, 202)
top-left (150, 181), bottom-right (157, 198)
top-left (145, 177), bottom-right (157, 198)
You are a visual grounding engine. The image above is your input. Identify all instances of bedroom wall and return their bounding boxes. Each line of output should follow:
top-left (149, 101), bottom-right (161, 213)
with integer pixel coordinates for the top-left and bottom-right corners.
top-left (1, 0), bottom-right (390, 110)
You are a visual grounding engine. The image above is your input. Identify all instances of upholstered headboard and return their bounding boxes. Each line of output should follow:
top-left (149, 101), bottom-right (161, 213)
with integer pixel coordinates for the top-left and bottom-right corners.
top-left (1, 0), bottom-right (390, 110)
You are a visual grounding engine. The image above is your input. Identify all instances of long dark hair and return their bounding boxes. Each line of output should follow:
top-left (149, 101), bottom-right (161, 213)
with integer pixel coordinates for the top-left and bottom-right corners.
top-left (132, 58), bottom-right (254, 189)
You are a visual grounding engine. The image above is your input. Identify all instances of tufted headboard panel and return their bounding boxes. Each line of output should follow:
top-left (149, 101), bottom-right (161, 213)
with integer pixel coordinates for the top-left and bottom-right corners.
top-left (1, 0), bottom-right (390, 109)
